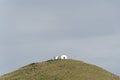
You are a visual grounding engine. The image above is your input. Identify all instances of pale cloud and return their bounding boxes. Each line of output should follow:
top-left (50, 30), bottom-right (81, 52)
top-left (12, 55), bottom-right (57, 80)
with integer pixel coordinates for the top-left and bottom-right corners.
top-left (0, 0), bottom-right (120, 76)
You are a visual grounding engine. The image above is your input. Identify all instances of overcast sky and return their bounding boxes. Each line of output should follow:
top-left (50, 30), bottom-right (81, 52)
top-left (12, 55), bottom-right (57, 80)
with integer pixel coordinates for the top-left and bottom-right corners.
top-left (0, 0), bottom-right (120, 76)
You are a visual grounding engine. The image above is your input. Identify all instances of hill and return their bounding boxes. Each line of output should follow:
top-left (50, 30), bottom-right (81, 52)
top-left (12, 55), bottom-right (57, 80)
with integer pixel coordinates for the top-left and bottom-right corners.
top-left (0, 59), bottom-right (120, 80)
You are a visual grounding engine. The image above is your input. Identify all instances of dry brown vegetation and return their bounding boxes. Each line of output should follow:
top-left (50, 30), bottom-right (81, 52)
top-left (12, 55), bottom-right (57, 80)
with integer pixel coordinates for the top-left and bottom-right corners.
top-left (0, 59), bottom-right (120, 80)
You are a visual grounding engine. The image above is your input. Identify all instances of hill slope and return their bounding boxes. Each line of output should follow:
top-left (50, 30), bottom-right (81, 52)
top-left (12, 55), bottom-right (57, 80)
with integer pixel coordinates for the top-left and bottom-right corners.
top-left (0, 59), bottom-right (120, 80)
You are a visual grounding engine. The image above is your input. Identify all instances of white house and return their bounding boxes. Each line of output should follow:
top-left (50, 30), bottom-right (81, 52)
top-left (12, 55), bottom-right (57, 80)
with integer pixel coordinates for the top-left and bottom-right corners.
top-left (54, 56), bottom-right (59, 60)
top-left (54, 55), bottom-right (68, 60)
top-left (60, 55), bottom-right (68, 59)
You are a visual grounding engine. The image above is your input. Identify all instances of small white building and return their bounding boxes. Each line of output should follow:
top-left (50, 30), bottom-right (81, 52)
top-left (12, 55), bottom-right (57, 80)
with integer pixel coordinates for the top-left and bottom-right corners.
top-left (54, 56), bottom-right (59, 60)
top-left (54, 55), bottom-right (68, 60)
top-left (60, 55), bottom-right (68, 59)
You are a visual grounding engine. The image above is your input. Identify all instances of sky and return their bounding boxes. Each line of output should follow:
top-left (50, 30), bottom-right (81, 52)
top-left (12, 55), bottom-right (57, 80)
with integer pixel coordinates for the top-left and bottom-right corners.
top-left (0, 0), bottom-right (120, 76)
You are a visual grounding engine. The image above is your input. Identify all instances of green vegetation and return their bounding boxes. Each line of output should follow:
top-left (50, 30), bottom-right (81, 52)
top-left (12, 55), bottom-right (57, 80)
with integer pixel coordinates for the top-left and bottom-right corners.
top-left (0, 59), bottom-right (120, 80)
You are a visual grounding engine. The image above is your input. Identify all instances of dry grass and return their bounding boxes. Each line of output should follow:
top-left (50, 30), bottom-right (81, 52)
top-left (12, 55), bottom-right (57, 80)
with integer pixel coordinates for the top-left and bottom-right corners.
top-left (0, 59), bottom-right (120, 80)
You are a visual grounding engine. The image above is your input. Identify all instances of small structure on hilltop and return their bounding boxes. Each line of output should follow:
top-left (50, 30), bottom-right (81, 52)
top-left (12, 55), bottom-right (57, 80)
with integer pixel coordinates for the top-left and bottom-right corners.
top-left (54, 56), bottom-right (59, 60)
top-left (54, 55), bottom-right (68, 60)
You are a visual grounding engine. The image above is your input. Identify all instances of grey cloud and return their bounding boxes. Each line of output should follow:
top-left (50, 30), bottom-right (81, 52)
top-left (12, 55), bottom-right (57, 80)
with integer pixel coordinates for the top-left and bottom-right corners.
top-left (0, 0), bottom-right (120, 76)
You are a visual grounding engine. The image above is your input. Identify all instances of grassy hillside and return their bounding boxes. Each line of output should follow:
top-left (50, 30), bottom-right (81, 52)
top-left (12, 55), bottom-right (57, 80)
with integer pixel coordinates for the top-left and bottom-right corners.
top-left (0, 59), bottom-right (120, 80)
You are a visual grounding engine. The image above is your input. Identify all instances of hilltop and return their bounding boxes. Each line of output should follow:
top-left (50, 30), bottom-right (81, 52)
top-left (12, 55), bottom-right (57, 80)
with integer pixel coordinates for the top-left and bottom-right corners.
top-left (0, 59), bottom-right (120, 80)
